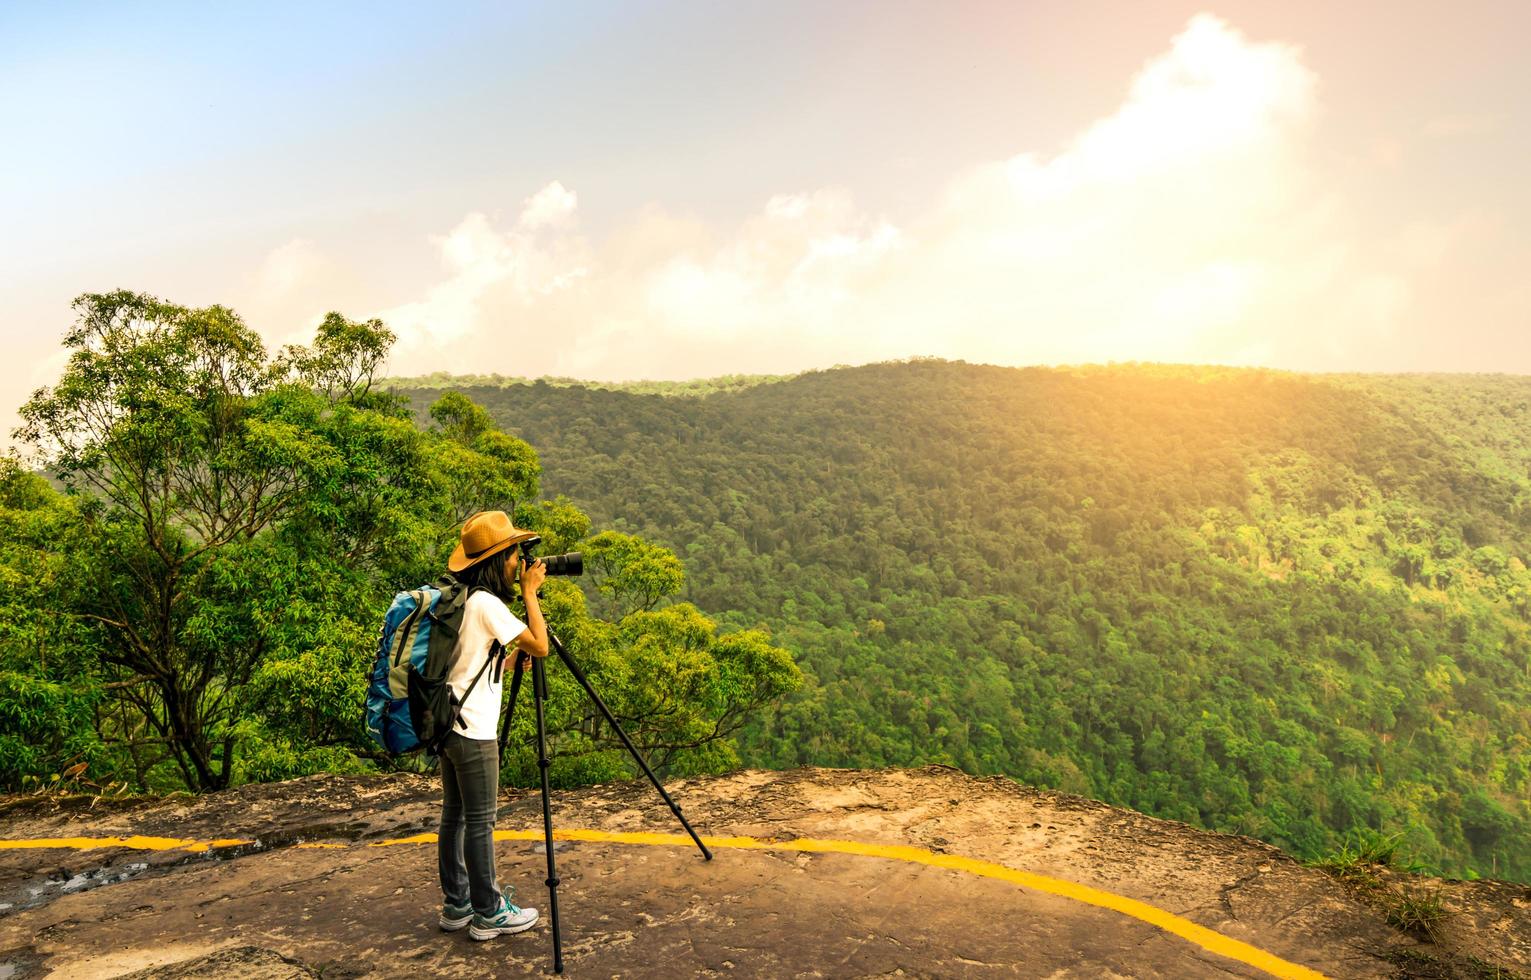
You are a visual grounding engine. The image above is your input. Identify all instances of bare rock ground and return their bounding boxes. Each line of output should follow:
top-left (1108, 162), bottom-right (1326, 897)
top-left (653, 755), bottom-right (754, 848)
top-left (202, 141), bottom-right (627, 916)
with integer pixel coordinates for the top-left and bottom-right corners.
top-left (0, 765), bottom-right (1525, 978)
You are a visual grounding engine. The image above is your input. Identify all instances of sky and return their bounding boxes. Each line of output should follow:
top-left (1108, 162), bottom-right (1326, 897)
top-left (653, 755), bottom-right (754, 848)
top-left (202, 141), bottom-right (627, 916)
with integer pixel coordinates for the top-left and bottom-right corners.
top-left (2, 0), bottom-right (1528, 441)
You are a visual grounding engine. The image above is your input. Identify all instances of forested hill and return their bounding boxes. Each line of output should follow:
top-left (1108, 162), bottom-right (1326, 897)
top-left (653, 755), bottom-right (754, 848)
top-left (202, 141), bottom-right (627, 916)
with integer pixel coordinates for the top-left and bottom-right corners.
top-left (390, 361), bottom-right (1531, 881)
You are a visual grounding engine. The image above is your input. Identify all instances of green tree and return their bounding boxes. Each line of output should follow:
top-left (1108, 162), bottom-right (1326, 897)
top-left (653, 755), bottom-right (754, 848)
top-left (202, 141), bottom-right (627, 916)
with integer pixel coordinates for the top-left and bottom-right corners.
top-left (16, 292), bottom-right (405, 788)
top-left (581, 530), bottom-right (687, 616)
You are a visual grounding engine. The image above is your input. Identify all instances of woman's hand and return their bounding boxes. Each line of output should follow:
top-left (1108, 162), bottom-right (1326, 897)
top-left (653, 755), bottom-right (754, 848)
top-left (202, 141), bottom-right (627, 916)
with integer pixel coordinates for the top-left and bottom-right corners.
top-left (519, 556), bottom-right (547, 596)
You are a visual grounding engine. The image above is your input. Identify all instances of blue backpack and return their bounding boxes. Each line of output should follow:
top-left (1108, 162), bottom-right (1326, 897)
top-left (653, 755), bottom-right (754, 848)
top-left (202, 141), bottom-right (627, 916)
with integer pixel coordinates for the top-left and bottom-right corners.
top-left (365, 576), bottom-right (503, 756)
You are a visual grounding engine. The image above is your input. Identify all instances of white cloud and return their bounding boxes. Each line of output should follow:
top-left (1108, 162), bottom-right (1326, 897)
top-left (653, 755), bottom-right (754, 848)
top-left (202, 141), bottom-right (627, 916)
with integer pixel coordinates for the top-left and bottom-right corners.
top-left (516, 181), bottom-right (578, 230)
top-left (376, 187), bottom-right (593, 356)
top-left (363, 13), bottom-right (1506, 381)
top-left (241, 238), bottom-right (355, 353)
top-left (256, 238), bottom-right (325, 297)
top-left (1066, 12), bottom-right (1313, 180)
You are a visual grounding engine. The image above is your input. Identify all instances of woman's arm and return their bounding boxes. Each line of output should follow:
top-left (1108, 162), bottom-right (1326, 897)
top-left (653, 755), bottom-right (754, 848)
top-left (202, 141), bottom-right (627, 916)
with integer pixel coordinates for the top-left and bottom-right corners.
top-left (512, 557), bottom-right (549, 658)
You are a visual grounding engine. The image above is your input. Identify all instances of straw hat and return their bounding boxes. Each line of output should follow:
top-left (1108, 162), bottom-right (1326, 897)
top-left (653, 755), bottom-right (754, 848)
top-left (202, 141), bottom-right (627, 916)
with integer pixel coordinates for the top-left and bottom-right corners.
top-left (448, 510), bottom-right (539, 573)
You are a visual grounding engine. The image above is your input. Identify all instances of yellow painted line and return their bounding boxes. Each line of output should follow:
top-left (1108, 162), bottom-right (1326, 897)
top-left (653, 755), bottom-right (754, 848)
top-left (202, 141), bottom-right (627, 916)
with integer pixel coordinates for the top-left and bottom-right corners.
top-left (367, 833), bottom-right (437, 847)
top-left (0, 835), bottom-right (240, 852)
top-left (0, 828), bottom-right (1326, 980)
top-left (183, 838), bottom-right (254, 853)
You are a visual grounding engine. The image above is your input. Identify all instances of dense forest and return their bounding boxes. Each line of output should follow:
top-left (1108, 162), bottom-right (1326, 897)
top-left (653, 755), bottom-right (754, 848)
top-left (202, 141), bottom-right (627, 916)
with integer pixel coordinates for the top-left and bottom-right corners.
top-left (391, 361), bottom-right (1531, 882)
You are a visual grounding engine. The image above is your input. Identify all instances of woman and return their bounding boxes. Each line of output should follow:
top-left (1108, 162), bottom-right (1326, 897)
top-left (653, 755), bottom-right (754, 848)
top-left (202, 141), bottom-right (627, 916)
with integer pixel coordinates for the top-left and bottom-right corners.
top-left (435, 509), bottom-right (550, 942)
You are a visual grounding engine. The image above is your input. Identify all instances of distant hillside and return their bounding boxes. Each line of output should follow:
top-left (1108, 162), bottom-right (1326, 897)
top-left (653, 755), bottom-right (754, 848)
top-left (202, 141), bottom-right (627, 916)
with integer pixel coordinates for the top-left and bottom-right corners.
top-left (387, 361), bottom-right (1531, 882)
top-left (382, 370), bottom-right (795, 397)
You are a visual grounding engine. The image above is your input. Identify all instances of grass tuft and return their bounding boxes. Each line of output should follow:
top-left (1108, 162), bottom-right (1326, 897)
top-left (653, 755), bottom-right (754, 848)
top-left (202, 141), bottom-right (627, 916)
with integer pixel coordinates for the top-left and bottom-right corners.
top-left (1384, 885), bottom-right (1448, 943)
top-left (1309, 829), bottom-right (1405, 885)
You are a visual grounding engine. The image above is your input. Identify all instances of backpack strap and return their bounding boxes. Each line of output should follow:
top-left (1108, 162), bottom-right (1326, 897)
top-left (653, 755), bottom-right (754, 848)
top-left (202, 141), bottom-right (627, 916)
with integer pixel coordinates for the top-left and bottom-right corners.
top-left (422, 575), bottom-right (482, 679)
top-left (452, 640), bottom-right (505, 731)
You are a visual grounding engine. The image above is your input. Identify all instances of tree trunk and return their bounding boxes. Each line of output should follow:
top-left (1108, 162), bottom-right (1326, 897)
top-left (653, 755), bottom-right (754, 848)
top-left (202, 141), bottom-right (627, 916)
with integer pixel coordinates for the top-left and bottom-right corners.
top-left (217, 736), bottom-right (235, 790)
top-left (161, 680), bottom-right (219, 791)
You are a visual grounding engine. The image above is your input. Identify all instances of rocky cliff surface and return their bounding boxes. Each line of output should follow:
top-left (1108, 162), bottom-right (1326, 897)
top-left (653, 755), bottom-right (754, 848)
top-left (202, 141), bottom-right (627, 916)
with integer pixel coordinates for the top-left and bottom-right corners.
top-left (0, 765), bottom-right (1525, 978)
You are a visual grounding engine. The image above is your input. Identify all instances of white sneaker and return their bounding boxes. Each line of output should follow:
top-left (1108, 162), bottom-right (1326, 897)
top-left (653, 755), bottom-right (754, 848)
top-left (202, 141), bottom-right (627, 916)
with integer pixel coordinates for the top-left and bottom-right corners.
top-left (468, 896), bottom-right (539, 941)
top-left (439, 900), bottom-right (473, 931)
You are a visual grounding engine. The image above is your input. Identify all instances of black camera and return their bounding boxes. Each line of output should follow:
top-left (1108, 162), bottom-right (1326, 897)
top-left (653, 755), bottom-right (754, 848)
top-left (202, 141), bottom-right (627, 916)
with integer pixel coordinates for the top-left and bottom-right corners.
top-left (517, 535), bottom-right (583, 577)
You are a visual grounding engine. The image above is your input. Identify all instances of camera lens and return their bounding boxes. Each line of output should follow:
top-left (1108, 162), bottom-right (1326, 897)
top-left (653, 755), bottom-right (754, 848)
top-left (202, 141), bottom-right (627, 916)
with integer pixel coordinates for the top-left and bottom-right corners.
top-left (540, 552), bottom-right (583, 577)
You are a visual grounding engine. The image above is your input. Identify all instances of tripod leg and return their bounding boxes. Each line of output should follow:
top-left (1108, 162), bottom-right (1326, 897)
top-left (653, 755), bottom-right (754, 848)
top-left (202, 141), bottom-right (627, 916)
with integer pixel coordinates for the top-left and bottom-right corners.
top-left (498, 649), bottom-right (526, 762)
top-left (548, 629), bottom-right (713, 861)
top-left (531, 655), bottom-right (565, 974)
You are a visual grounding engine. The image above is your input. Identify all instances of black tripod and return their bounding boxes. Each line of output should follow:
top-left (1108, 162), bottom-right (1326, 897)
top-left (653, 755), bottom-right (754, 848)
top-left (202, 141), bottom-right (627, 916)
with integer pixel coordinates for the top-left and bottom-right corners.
top-left (496, 624), bottom-right (713, 974)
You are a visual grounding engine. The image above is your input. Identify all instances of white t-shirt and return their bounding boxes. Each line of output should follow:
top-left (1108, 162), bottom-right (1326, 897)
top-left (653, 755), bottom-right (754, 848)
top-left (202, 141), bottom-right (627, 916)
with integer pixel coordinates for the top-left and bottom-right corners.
top-left (447, 590), bottom-right (528, 741)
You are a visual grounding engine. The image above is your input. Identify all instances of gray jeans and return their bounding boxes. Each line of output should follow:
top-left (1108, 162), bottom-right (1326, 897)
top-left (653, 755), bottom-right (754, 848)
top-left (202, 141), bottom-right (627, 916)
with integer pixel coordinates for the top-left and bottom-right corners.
top-left (438, 732), bottom-right (507, 915)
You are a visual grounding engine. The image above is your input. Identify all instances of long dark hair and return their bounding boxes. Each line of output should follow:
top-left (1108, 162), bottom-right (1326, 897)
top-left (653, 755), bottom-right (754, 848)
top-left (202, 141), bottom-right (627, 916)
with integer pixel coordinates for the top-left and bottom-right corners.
top-left (453, 547), bottom-right (517, 602)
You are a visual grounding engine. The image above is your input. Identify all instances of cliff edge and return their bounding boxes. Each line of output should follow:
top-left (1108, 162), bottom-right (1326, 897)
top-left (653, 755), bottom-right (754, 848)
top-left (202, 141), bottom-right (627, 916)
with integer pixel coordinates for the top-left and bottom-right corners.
top-left (0, 765), bottom-right (1526, 978)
